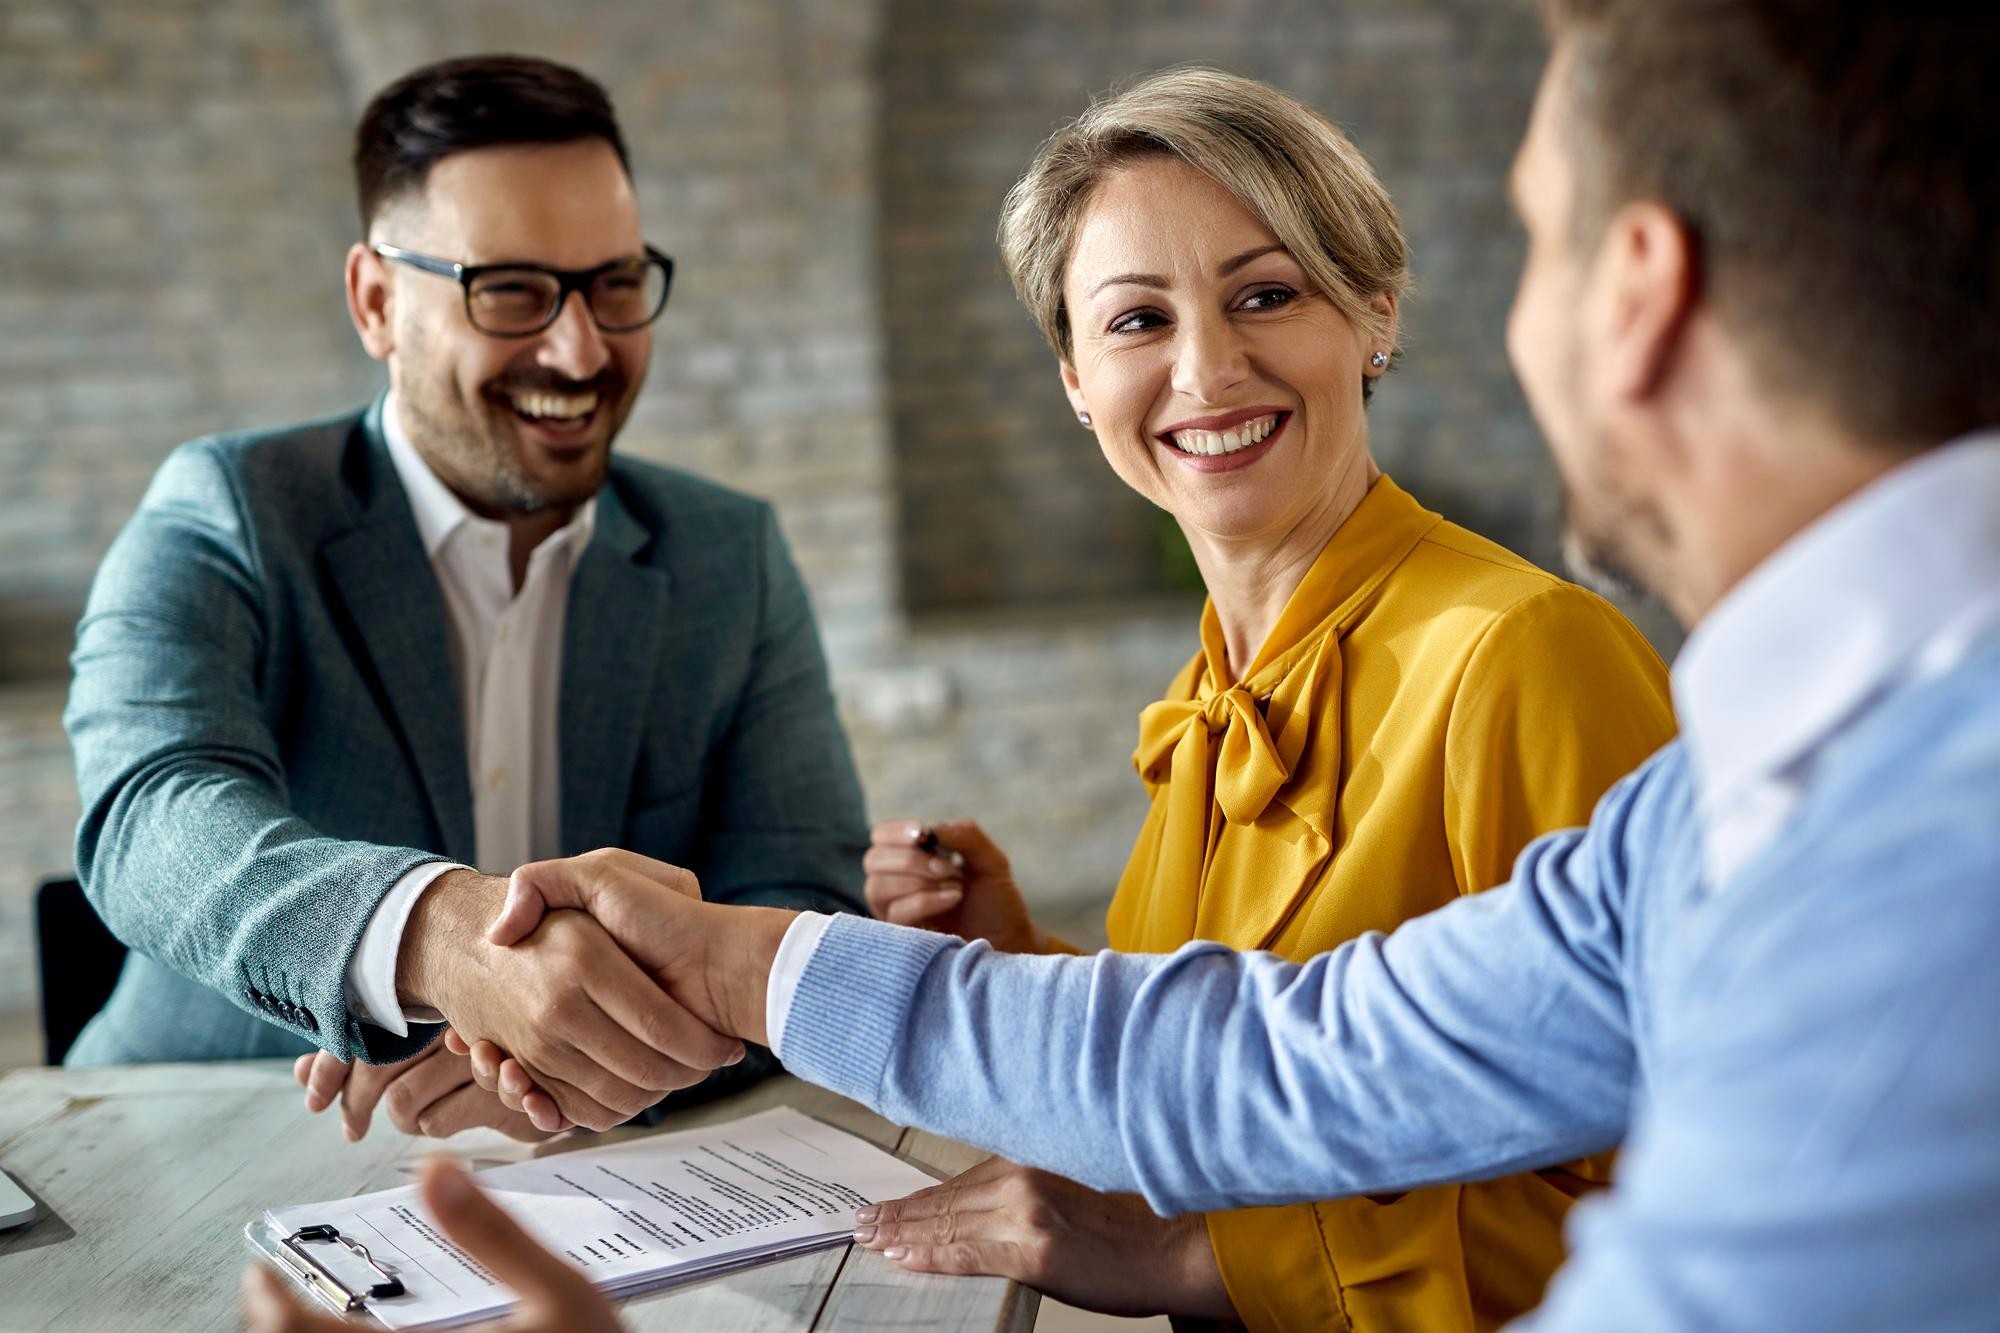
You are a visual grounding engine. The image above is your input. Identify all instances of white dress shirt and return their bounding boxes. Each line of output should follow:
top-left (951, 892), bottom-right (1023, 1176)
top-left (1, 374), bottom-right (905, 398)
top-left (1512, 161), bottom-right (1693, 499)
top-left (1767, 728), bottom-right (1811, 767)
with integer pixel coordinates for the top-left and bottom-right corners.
top-left (344, 393), bottom-right (597, 1035)
top-left (767, 433), bottom-right (2000, 1055)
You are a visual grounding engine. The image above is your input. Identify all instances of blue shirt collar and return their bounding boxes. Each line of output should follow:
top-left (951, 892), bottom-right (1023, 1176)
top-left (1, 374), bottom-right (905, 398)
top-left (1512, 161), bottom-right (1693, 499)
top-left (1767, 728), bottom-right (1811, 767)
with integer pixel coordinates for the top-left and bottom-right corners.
top-left (1674, 433), bottom-right (2000, 822)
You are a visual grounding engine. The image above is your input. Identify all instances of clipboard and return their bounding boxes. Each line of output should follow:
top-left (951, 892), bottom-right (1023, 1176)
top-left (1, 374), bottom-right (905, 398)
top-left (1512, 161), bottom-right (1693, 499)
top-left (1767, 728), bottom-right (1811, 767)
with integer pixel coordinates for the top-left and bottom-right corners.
top-left (245, 1215), bottom-right (408, 1321)
top-left (242, 1110), bottom-right (957, 1328)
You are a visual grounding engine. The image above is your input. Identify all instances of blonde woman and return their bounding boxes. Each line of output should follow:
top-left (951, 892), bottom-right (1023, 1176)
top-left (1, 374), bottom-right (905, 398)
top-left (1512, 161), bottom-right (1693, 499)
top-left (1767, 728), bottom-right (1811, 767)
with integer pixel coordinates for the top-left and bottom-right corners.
top-left (860, 69), bottom-right (1675, 1330)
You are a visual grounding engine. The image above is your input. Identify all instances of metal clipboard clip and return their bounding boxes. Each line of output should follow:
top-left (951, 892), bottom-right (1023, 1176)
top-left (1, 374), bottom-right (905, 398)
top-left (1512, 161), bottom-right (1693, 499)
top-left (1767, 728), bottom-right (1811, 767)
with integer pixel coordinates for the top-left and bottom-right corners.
top-left (275, 1222), bottom-right (407, 1313)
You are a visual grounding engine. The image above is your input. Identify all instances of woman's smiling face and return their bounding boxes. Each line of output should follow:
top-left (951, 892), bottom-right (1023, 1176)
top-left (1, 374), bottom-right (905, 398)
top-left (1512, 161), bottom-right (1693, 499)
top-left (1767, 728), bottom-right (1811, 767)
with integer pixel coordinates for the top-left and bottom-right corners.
top-left (1060, 155), bottom-right (1391, 543)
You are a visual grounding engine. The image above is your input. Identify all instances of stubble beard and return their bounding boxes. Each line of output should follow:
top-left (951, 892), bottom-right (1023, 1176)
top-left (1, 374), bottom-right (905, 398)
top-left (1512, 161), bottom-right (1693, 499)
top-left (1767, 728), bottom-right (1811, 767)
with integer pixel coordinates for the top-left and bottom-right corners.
top-left (1557, 427), bottom-right (1672, 606)
top-left (397, 349), bottom-right (624, 518)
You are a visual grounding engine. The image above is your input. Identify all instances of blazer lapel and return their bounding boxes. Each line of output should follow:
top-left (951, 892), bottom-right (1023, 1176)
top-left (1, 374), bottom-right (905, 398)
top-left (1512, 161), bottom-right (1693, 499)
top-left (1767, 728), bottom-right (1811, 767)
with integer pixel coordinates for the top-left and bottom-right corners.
top-left (318, 406), bottom-right (476, 863)
top-left (559, 482), bottom-right (669, 855)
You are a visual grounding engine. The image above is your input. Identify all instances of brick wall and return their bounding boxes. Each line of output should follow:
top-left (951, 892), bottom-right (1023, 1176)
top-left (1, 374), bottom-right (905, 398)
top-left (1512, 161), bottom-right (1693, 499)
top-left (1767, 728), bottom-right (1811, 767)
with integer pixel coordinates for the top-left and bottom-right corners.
top-left (0, 0), bottom-right (1674, 1054)
top-left (884, 0), bottom-right (1586, 612)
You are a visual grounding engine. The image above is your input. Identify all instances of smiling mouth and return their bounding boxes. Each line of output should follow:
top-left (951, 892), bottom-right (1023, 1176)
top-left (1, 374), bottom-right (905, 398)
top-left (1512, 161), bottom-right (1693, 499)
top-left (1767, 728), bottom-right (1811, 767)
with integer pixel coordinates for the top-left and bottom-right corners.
top-left (1161, 411), bottom-right (1287, 457)
top-left (502, 389), bottom-right (601, 431)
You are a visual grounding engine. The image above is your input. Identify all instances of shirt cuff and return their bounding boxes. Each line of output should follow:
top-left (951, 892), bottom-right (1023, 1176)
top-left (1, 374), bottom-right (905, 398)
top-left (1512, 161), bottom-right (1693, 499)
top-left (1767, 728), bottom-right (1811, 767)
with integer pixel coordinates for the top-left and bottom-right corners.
top-left (765, 911), bottom-right (833, 1059)
top-left (344, 861), bottom-right (465, 1037)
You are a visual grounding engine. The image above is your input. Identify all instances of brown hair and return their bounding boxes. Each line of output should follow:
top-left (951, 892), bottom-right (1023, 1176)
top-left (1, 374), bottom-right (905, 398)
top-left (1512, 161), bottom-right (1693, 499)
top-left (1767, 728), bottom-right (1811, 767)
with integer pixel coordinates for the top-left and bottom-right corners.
top-left (998, 67), bottom-right (1409, 399)
top-left (1539, 0), bottom-right (2000, 446)
top-left (353, 55), bottom-right (629, 234)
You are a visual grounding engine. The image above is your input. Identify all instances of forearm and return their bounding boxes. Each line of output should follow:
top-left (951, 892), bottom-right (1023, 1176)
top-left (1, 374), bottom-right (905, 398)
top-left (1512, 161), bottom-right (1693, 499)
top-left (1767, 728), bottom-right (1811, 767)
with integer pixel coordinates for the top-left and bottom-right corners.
top-left (776, 838), bottom-right (1635, 1215)
top-left (66, 452), bottom-right (448, 1063)
top-left (694, 902), bottom-right (797, 1050)
top-left (76, 754), bottom-right (446, 1061)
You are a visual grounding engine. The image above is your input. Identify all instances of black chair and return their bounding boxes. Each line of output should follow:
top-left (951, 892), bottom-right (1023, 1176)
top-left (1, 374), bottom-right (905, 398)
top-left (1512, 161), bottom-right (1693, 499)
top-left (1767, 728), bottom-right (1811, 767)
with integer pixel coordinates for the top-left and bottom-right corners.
top-left (33, 877), bottom-right (127, 1065)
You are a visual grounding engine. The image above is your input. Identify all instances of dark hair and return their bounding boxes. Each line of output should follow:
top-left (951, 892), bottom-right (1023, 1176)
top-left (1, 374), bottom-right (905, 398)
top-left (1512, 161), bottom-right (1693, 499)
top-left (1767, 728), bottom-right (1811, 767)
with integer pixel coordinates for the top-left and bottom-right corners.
top-left (353, 54), bottom-right (630, 232)
top-left (1538, 0), bottom-right (2000, 447)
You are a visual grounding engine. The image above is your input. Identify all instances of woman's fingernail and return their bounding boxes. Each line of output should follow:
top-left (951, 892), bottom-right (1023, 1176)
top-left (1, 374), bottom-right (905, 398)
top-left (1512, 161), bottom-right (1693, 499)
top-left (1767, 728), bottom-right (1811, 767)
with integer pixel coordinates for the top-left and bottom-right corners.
top-left (852, 1225), bottom-right (877, 1244)
top-left (883, 1246), bottom-right (908, 1261)
top-left (937, 888), bottom-right (963, 906)
top-left (855, 1205), bottom-right (879, 1223)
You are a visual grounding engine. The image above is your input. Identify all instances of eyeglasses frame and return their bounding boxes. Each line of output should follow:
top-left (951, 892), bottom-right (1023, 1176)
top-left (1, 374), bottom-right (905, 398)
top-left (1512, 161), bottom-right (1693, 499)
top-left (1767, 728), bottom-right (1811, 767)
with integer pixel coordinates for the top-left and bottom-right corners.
top-left (370, 242), bottom-right (675, 338)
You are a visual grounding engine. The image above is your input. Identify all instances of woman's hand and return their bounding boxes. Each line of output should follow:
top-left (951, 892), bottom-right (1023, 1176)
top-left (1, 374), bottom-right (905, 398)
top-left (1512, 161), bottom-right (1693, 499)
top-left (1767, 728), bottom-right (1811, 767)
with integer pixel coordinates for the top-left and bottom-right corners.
top-left (849, 1157), bottom-right (1235, 1320)
top-left (862, 819), bottom-right (1048, 952)
top-left (240, 1157), bottom-right (623, 1332)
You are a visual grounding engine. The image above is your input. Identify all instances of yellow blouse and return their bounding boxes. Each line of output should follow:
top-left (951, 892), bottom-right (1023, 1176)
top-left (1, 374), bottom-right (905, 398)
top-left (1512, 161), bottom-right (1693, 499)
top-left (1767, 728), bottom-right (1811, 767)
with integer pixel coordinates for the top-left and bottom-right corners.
top-left (1105, 475), bottom-right (1675, 1332)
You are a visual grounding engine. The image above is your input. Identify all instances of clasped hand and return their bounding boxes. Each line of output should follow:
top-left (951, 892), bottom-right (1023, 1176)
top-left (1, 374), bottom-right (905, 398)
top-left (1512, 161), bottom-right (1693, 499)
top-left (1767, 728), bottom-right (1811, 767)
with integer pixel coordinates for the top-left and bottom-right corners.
top-left (300, 851), bottom-right (784, 1136)
top-left (457, 820), bottom-right (1050, 1131)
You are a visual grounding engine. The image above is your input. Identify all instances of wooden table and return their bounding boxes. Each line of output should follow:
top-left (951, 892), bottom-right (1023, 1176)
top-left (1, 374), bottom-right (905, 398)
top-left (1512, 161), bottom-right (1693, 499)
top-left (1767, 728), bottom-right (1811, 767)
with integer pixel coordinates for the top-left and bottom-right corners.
top-left (0, 1061), bottom-right (1038, 1331)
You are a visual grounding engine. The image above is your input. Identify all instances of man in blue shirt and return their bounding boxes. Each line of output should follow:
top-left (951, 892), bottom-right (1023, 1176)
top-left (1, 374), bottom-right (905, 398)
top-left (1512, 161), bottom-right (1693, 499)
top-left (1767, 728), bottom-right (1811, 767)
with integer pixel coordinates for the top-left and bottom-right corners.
top-left (436, 2), bottom-right (2000, 1329)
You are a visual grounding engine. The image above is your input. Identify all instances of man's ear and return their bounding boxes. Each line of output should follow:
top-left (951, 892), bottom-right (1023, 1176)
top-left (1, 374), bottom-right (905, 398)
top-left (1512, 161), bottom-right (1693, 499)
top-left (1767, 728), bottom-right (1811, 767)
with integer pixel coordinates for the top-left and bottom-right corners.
top-left (1594, 201), bottom-right (1699, 402)
top-left (1058, 358), bottom-right (1089, 423)
top-left (346, 242), bottom-right (395, 362)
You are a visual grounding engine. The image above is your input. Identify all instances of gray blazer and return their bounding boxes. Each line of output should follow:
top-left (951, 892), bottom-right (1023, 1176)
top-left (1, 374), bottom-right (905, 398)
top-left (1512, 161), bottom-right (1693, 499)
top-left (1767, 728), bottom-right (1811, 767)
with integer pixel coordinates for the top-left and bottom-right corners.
top-left (63, 400), bottom-right (867, 1067)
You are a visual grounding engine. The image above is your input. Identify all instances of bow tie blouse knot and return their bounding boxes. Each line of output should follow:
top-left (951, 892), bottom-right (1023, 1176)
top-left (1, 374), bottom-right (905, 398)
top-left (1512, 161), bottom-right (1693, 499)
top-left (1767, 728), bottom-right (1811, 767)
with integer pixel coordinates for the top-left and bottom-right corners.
top-left (1137, 685), bottom-right (1291, 827)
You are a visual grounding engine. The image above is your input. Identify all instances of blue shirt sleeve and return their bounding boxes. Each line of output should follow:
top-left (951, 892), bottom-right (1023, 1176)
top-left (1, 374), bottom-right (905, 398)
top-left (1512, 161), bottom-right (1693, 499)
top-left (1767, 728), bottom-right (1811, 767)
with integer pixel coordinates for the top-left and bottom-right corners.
top-left (782, 771), bottom-right (1651, 1215)
top-left (1519, 743), bottom-right (2000, 1333)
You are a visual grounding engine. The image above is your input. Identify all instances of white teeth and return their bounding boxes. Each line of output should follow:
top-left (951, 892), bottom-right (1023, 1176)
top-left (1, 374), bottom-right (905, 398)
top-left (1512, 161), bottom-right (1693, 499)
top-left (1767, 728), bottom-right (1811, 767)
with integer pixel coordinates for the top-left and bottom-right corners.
top-left (1168, 413), bottom-right (1279, 456)
top-left (509, 391), bottom-right (599, 421)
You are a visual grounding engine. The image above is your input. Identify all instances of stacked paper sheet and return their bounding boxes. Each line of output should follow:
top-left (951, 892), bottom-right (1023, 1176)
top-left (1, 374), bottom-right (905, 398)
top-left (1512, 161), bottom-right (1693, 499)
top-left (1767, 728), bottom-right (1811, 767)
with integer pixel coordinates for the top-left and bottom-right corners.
top-left (253, 1107), bottom-right (940, 1329)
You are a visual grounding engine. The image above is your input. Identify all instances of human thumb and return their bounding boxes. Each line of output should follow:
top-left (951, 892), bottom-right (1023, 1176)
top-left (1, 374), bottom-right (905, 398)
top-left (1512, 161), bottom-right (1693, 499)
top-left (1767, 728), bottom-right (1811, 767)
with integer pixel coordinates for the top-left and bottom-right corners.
top-left (419, 1158), bottom-right (611, 1327)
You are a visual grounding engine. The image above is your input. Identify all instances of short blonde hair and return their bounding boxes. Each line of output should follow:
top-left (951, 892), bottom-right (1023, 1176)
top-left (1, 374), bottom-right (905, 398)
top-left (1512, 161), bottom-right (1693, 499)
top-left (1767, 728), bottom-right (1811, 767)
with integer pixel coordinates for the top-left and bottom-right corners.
top-left (999, 67), bottom-right (1410, 386)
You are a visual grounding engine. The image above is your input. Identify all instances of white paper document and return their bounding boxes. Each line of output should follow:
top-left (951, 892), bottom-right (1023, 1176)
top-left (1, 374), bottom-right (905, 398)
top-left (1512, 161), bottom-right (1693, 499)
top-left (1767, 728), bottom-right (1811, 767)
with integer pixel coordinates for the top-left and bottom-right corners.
top-left (257, 1107), bottom-right (938, 1329)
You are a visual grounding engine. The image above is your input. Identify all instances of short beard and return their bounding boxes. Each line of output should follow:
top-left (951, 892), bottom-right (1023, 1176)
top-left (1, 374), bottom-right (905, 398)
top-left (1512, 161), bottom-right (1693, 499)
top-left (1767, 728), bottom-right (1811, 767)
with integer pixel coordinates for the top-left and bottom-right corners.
top-left (401, 381), bottom-right (557, 514)
top-left (1557, 458), bottom-right (1673, 607)
top-left (1560, 526), bottom-right (1648, 601)
top-left (396, 320), bottom-right (623, 517)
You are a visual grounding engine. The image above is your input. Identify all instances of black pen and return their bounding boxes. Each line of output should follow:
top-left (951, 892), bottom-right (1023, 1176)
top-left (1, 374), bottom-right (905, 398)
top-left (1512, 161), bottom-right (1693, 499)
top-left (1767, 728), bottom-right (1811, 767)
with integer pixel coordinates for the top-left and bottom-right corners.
top-left (914, 826), bottom-right (967, 872)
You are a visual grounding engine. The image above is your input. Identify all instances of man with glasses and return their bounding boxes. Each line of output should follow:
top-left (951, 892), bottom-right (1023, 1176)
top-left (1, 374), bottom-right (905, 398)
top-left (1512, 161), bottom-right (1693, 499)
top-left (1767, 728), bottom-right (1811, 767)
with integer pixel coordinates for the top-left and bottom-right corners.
top-left (61, 55), bottom-right (866, 1142)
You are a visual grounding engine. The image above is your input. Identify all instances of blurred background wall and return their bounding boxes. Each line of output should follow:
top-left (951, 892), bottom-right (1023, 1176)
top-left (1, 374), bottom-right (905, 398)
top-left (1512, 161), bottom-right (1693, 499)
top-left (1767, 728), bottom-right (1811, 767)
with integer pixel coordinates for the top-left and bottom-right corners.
top-left (0, 0), bottom-right (1677, 1070)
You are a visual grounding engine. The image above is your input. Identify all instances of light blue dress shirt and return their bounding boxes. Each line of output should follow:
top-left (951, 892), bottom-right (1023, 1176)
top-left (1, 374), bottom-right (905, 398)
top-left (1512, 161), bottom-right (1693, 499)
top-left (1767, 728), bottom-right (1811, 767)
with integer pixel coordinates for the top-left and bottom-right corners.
top-left (772, 436), bottom-right (2000, 1330)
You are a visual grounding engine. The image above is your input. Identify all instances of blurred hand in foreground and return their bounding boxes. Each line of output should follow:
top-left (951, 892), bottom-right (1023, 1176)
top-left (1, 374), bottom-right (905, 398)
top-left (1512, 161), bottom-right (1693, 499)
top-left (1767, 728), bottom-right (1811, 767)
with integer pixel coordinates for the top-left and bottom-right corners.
top-left (862, 819), bottom-right (1050, 952)
top-left (239, 1156), bottom-right (624, 1332)
top-left (851, 1157), bottom-right (1235, 1319)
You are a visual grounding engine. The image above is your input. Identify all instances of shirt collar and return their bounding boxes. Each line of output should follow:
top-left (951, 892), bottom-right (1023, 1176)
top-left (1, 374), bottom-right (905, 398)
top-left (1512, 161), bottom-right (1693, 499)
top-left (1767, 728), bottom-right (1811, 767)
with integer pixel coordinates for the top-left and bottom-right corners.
top-left (1674, 433), bottom-right (2000, 816)
top-left (380, 389), bottom-right (598, 565)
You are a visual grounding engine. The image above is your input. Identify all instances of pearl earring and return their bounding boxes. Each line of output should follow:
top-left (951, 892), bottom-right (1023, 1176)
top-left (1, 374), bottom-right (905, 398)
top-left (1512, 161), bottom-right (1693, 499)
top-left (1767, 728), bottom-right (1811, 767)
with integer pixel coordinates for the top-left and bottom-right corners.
top-left (1370, 352), bottom-right (1390, 369)
top-left (1077, 410), bottom-right (1093, 427)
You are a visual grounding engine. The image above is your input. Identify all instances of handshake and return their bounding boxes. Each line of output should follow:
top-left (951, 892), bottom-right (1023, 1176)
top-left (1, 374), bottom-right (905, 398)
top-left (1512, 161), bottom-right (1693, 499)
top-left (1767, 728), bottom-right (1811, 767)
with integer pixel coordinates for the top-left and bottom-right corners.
top-left (300, 850), bottom-right (799, 1140)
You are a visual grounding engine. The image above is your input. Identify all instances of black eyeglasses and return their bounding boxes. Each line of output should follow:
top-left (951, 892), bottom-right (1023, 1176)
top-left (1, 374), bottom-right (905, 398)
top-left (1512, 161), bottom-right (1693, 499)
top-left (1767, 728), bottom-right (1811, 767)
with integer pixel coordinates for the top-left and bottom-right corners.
top-left (372, 243), bottom-right (674, 337)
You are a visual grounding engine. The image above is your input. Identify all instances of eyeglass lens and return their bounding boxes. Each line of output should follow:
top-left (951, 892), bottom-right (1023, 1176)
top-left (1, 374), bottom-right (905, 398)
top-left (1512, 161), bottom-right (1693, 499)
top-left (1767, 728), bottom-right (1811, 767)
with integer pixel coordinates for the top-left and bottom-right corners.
top-left (465, 259), bottom-right (669, 335)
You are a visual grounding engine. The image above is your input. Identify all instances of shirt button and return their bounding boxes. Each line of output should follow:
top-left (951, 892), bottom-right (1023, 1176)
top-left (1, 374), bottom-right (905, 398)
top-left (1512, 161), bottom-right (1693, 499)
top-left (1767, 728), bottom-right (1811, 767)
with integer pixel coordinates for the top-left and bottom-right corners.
top-left (488, 767), bottom-right (508, 792)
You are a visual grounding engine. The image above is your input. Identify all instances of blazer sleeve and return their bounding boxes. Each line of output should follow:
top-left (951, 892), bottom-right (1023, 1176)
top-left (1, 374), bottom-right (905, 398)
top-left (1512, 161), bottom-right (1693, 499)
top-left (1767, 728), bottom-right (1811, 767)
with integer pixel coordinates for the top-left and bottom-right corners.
top-left (691, 503), bottom-right (868, 918)
top-left (1204, 588), bottom-right (1675, 1331)
top-left (779, 760), bottom-right (1663, 1214)
top-left (64, 441), bottom-right (445, 1064)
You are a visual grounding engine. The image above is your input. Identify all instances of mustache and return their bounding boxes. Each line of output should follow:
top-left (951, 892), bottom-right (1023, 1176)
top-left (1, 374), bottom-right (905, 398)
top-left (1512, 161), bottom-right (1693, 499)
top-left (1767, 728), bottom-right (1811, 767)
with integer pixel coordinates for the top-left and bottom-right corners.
top-left (485, 369), bottom-right (626, 399)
